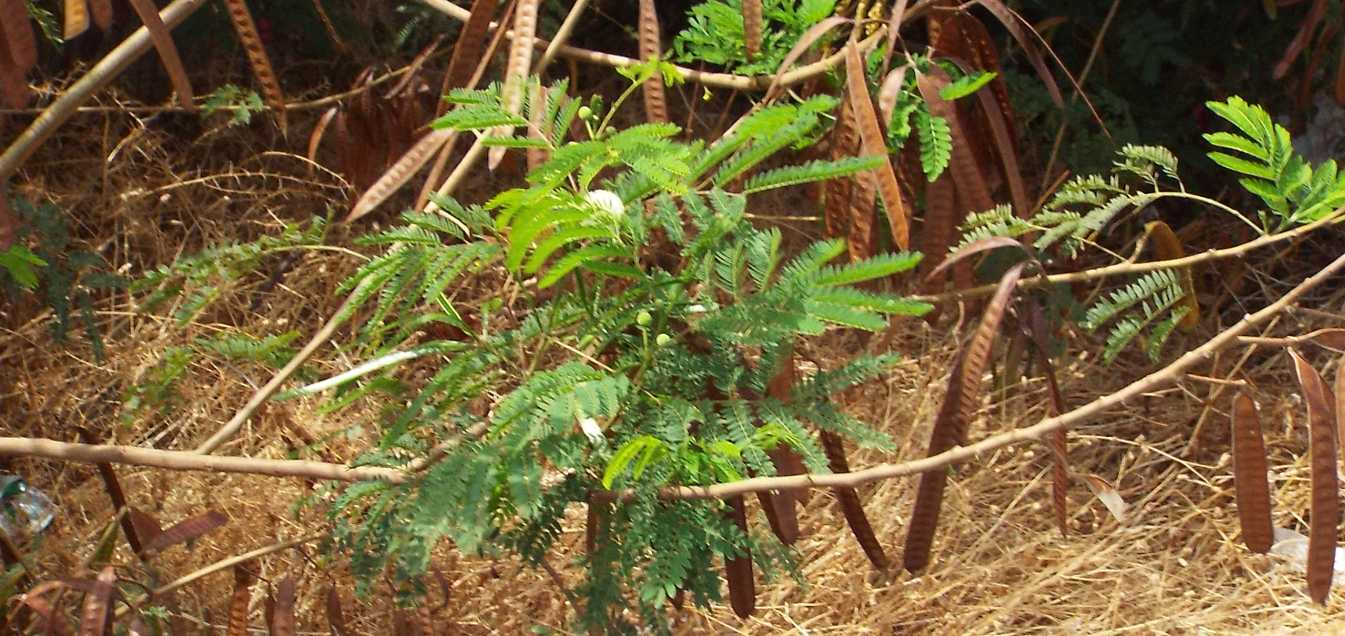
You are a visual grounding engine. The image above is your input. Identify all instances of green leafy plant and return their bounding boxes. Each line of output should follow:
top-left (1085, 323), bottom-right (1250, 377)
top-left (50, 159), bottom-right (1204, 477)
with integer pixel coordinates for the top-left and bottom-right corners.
top-left (1204, 96), bottom-right (1345, 230)
top-left (2, 197), bottom-right (125, 360)
top-left (672, 0), bottom-right (837, 75)
top-left (201, 84), bottom-right (267, 126)
top-left (958, 97), bottom-right (1344, 363)
top-left (308, 74), bottom-right (929, 631)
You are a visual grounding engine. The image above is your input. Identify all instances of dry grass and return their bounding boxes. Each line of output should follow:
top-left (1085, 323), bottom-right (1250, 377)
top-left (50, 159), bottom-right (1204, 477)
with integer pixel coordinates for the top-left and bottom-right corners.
top-left (5, 99), bottom-right (1345, 635)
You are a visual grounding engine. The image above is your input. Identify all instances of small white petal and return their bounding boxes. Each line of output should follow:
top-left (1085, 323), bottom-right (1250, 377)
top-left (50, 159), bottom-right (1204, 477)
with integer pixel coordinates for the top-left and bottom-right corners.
top-left (580, 417), bottom-right (604, 443)
top-left (586, 189), bottom-right (625, 218)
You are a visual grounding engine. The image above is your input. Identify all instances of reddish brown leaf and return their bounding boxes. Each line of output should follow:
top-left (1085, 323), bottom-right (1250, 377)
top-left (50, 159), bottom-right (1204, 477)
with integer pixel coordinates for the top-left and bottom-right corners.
top-left (1290, 348), bottom-right (1339, 604)
top-left (64, 0), bottom-right (90, 39)
top-left (969, 0), bottom-right (1063, 106)
top-left (921, 68), bottom-right (994, 214)
top-left (325, 585), bottom-right (348, 636)
top-left (0, 26), bottom-right (30, 108)
top-left (17, 588), bottom-right (73, 636)
top-left (820, 430), bottom-right (889, 569)
top-left (126, 505), bottom-right (164, 551)
top-left (0, 0), bottom-right (36, 72)
top-left (766, 16), bottom-right (850, 102)
top-left (141, 510), bottom-right (227, 556)
top-left (723, 495), bottom-right (755, 618)
top-left (877, 65), bottom-right (910, 126)
top-left (927, 236), bottom-right (1026, 282)
top-left (637, 0), bottom-right (668, 123)
top-left (742, 0), bottom-right (763, 61)
top-left (226, 566), bottom-right (253, 636)
top-left (1029, 327), bottom-right (1070, 536)
top-left (586, 495), bottom-right (610, 555)
top-left (346, 129), bottom-right (452, 222)
top-left (79, 566), bottom-right (115, 636)
top-left (307, 107), bottom-right (339, 167)
top-left (440, 0), bottom-right (498, 106)
top-left (270, 577), bottom-right (296, 636)
top-left (845, 41), bottom-right (910, 250)
top-left (1275, 0), bottom-right (1328, 79)
top-left (488, 0), bottom-right (539, 170)
top-left (87, 0), bottom-right (111, 30)
top-left (223, 0), bottom-right (288, 135)
top-left (1336, 34), bottom-right (1345, 106)
top-left (1337, 355), bottom-right (1345, 465)
top-left (919, 171), bottom-right (957, 282)
top-left (905, 263), bottom-right (1024, 571)
top-left (1231, 392), bottom-right (1274, 554)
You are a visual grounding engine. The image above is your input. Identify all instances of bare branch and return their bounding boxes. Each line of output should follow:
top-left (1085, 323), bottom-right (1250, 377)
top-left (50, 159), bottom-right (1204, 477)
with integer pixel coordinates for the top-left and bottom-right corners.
top-left (913, 209), bottom-right (1344, 304)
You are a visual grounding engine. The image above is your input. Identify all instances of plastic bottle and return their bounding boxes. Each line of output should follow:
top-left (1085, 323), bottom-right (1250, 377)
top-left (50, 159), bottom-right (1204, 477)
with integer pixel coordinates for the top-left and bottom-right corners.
top-left (0, 475), bottom-right (55, 543)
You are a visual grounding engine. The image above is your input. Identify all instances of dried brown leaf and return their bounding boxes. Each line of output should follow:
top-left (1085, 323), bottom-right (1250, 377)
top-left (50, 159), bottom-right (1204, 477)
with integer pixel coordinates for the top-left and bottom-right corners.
top-left (17, 588), bottom-right (73, 636)
top-left (968, 80), bottom-right (1030, 217)
top-left (223, 0), bottom-right (288, 135)
top-left (902, 350), bottom-right (965, 573)
top-left (1231, 392), bottom-right (1274, 554)
top-left (64, 0), bottom-right (90, 39)
top-left (742, 0), bottom-right (763, 60)
top-left (87, 0), bottom-right (111, 30)
top-left (270, 576), bottom-right (296, 636)
top-left (346, 129), bottom-right (453, 223)
top-left (441, 0), bottom-right (498, 105)
top-left (1145, 221), bottom-right (1198, 330)
top-left (927, 236), bottom-right (1025, 282)
top-left (488, 0), bottom-right (539, 170)
top-left (1290, 348), bottom-right (1339, 604)
top-left (921, 68), bottom-right (993, 212)
top-left (1337, 355), bottom-right (1345, 465)
top-left (637, 0), bottom-right (668, 123)
top-left (766, 16), bottom-right (850, 102)
top-left (307, 107), bottom-right (339, 167)
top-left (0, 0), bottom-right (36, 72)
top-left (724, 495), bottom-right (755, 618)
top-left (78, 566), bottom-right (115, 636)
top-left (1029, 323), bottom-right (1070, 536)
top-left (141, 510), bottom-right (227, 556)
top-left (969, 0), bottom-right (1062, 106)
top-left (820, 430), bottom-right (889, 569)
top-left (876, 65), bottom-right (909, 126)
top-left (226, 566), bottom-right (253, 636)
top-left (325, 585), bottom-right (348, 636)
top-left (905, 263), bottom-right (1023, 571)
top-left (1275, 0), bottom-right (1328, 79)
top-left (845, 41), bottom-right (910, 250)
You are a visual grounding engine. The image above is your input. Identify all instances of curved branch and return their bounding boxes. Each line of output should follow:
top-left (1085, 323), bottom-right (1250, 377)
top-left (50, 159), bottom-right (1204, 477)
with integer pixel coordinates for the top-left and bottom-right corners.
top-left (0, 436), bottom-right (406, 483)
top-left (6, 249), bottom-right (1345, 502)
top-left (914, 209), bottom-right (1345, 304)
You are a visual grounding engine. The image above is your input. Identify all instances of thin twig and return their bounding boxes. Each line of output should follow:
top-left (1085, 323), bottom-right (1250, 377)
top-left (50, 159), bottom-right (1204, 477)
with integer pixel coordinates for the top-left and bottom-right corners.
top-left (914, 209), bottom-right (1344, 303)
top-left (6, 249), bottom-right (1345, 501)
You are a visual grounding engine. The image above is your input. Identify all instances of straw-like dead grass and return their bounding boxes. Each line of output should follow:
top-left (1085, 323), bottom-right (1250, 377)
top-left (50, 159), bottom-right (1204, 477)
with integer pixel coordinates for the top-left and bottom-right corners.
top-left (5, 97), bottom-right (1345, 635)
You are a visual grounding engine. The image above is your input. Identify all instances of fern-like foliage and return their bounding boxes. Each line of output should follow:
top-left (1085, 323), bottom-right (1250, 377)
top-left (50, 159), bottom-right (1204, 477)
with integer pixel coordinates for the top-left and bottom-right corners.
top-left (1204, 96), bottom-right (1345, 229)
top-left (1081, 269), bottom-right (1190, 362)
top-left (311, 75), bottom-right (931, 632)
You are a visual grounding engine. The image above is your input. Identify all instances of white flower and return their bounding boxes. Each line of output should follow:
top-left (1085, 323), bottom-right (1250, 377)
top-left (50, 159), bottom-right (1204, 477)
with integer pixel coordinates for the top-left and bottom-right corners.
top-left (579, 416), bottom-right (605, 444)
top-left (686, 304), bottom-right (706, 314)
top-left (586, 189), bottom-right (625, 218)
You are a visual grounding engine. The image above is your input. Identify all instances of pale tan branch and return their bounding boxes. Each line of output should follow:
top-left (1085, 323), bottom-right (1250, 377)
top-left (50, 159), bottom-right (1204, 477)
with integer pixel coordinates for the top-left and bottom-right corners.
top-left (5, 248), bottom-right (1344, 502)
top-left (0, 437), bottom-right (406, 483)
top-left (914, 209), bottom-right (1344, 304)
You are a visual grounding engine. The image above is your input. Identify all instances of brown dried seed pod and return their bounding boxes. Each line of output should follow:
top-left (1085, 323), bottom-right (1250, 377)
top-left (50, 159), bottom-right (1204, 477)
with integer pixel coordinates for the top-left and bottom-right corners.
top-left (1230, 392), bottom-right (1274, 553)
top-left (222, 0), bottom-right (288, 135)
